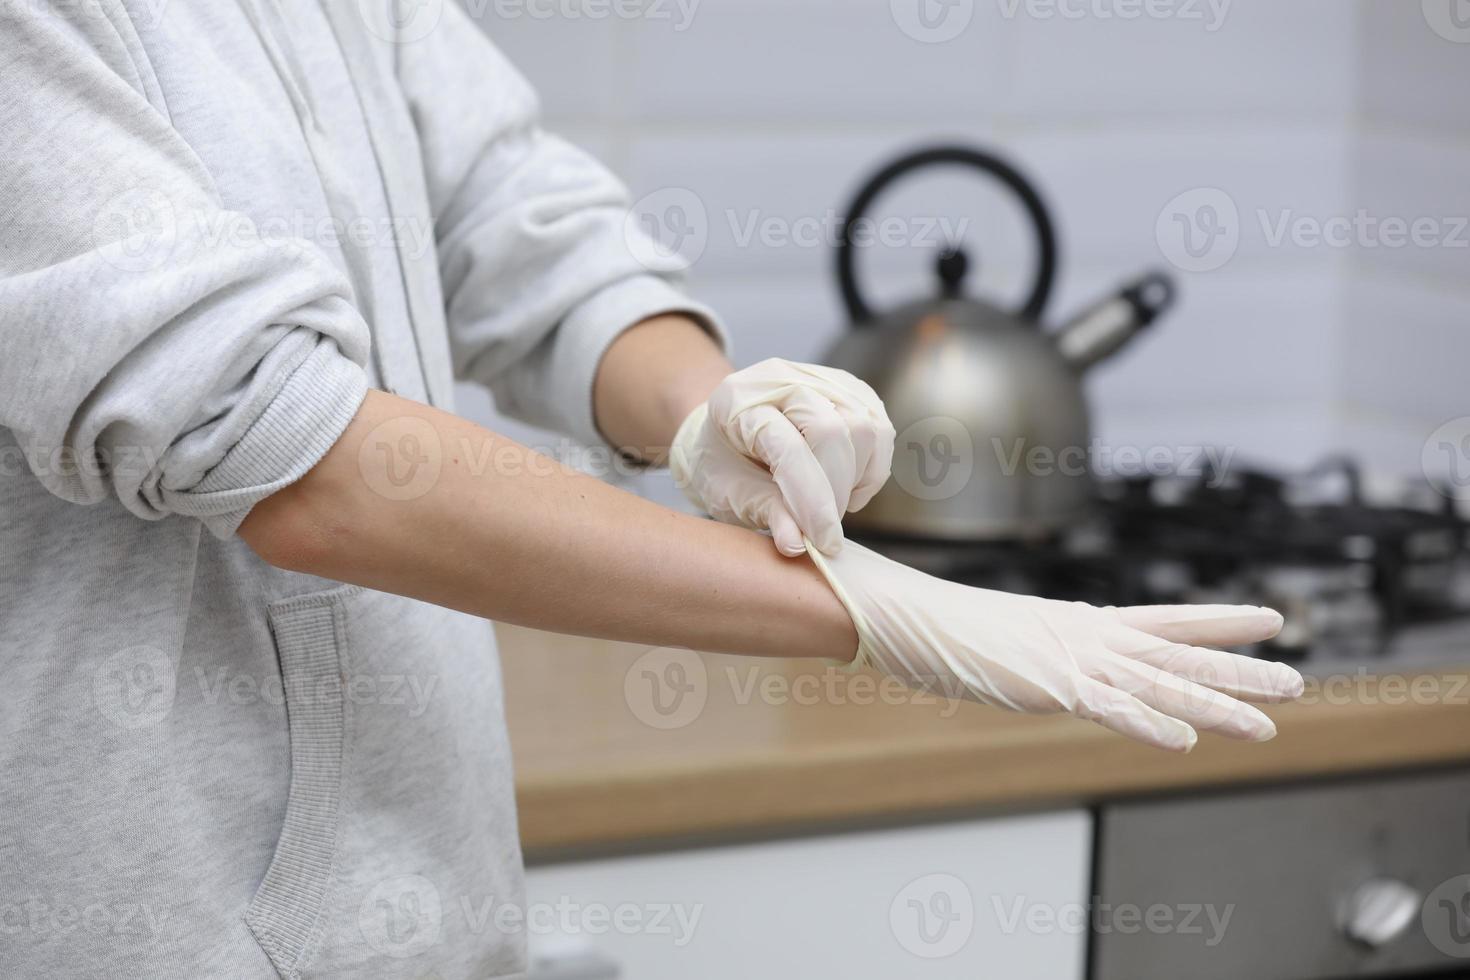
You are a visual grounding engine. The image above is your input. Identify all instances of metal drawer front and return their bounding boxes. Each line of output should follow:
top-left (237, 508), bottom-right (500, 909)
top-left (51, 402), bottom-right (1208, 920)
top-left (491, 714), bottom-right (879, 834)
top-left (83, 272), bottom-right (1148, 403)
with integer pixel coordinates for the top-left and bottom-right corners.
top-left (1092, 769), bottom-right (1470, 980)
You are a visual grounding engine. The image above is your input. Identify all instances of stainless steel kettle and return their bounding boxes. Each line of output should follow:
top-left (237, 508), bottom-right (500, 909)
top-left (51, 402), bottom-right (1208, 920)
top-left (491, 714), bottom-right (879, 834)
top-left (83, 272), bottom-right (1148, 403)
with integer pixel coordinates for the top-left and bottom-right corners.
top-left (826, 145), bottom-right (1176, 541)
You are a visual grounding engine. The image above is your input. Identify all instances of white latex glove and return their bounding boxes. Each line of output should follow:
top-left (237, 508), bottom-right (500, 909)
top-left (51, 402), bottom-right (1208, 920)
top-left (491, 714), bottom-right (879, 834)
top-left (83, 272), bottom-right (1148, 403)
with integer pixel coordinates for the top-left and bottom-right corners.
top-left (808, 541), bottom-right (1304, 752)
top-left (670, 359), bottom-right (896, 557)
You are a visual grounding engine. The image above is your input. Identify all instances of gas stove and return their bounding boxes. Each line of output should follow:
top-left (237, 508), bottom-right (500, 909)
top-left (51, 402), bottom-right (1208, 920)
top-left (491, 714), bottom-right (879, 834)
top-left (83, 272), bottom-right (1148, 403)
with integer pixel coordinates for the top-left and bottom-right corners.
top-left (860, 456), bottom-right (1470, 670)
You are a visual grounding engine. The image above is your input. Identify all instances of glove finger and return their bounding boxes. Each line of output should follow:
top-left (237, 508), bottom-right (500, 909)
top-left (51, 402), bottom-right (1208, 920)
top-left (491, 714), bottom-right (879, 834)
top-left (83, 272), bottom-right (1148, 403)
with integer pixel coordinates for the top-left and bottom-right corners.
top-left (774, 388), bottom-right (858, 517)
top-left (1087, 651), bottom-right (1278, 742)
top-left (832, 403), bottom-right (875, 508)
top-left (1109, 629), bottom-right (1305, 703)
top-left (765, 499), bottom-right (806, 558)
top-left (1112, 604), bottom-right (1285, 647)
top-left (837, 404), bottom-right (896, 513)
top-left (793, 363), bottom-right (893, 512)
top-left (742, 404), bottom-right (847, 556)
top-left (1072, 676), bottom-right (1198, 753)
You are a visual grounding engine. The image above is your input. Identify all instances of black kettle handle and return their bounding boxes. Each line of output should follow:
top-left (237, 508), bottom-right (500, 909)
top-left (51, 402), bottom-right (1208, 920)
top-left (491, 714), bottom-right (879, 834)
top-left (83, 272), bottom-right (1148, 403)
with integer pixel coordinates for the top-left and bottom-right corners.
top-left (836, 145), bottom-right (1059, 327)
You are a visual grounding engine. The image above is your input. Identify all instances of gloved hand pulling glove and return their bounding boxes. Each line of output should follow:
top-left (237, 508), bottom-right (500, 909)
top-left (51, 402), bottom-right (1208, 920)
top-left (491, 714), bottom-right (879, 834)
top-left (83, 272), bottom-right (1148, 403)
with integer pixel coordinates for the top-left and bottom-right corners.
top-left (670, 358), bottom-right (896, 557)
top-left (807, 540), bottom-right (1305, 752)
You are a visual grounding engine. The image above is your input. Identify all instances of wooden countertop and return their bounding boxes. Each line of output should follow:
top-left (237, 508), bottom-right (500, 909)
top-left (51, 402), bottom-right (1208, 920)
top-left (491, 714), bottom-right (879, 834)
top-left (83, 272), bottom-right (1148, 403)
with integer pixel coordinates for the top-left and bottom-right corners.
top-left (499, 625), bottom-right (1470, 859)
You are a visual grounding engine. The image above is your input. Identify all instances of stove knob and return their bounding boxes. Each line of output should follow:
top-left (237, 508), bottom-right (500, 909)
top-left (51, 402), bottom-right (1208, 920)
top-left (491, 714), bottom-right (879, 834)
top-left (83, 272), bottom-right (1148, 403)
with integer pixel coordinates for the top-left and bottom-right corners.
top-left (1341, 878), bottom-right (1421, 948)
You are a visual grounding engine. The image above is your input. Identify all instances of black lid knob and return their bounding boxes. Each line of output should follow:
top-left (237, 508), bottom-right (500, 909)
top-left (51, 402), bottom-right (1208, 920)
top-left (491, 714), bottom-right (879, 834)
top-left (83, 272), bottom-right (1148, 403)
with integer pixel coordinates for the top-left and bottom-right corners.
top-left (936, 247), bottom-right (970, 298)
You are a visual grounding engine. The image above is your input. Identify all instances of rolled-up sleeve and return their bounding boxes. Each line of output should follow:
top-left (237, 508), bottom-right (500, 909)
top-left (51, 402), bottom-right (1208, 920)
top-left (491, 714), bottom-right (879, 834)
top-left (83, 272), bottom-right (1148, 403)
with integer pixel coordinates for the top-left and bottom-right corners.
top-left (0, 5), bottom-right (370, 538)
top-left (396, 4), bottom-right (726, 448)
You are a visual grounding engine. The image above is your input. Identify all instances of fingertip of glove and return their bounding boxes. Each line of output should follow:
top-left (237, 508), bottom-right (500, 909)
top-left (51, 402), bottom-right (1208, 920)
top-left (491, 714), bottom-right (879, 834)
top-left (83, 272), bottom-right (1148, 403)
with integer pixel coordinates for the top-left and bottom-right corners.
top-left (1255, 660), bottom-right (1305, 701)
top-left (1150, 720), bottom-right (1198, 753)
top-left (806, 528), bottom-right (845, 558)
top-left (771, 529), bottom-right (805, 558)
top-left (1275, 664), bottom-right (1305, 700)
top-left (1143, 721), bottom-right (1197, 754)
top-left (1257, 606), bottom-right (1286, 638)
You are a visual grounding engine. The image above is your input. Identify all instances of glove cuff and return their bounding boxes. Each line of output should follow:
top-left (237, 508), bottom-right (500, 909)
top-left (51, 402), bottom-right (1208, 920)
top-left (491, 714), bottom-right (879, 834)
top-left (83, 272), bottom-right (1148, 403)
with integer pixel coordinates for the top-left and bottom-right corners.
top-left (804, 539), bottom-right (873, 673)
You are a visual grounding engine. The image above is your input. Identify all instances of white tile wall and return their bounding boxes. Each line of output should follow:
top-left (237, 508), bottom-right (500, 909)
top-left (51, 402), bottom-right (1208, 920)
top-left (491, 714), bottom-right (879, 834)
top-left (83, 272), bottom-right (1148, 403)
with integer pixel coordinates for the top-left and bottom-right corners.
top-left (622, 0), bottom-right (1007, 125)
top-left (1094, 403), bottom-right (1338, 473)
top-left (622, 127), bottom-right (1002, 280)
top-left (1341, 275), bottom-right (1470, 426)
top-left (1006, 0), bottom-right (1357, 123)
top-left (1359, 0), bottom-right (1470, 137)
top-left (471, 11), bottom-right (620, 121)
top-left (1340, 0), bottom-right (1470, 476)
top-left (455, 0), bottom-right (1467, 491)
top-left (1007, 124), bottom-right (1353, 274)
top-left (1349, 133), bottom-right (1470, 287)
top-left (1082, 268), bottom-right (1341, 413)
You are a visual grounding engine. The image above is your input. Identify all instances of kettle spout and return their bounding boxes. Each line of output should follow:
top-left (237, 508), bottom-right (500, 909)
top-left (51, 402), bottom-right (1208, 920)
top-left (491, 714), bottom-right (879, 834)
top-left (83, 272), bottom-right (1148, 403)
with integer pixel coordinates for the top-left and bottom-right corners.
top-left (1054, 271), bottom-right (1176, 372)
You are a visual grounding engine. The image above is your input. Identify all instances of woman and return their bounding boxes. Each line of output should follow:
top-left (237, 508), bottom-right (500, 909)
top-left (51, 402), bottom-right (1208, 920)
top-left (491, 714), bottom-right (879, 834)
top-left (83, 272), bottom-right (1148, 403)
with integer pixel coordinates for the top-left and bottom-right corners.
top-left (0, 2), bottom-right (1300, 977)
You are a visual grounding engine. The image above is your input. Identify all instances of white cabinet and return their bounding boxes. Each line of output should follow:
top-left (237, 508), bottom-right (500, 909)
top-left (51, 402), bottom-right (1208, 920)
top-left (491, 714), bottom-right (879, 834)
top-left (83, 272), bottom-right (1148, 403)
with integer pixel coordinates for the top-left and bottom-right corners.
top-left (524, 810), bottom-right (1092, 979)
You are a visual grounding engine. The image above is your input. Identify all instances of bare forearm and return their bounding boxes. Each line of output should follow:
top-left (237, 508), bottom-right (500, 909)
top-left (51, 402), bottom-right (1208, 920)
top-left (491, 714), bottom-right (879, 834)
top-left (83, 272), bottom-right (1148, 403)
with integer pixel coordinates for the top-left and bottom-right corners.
top-left (240, 389), bottom-right (857, 661)
top-left (592, 313), bottom-right (733, 462)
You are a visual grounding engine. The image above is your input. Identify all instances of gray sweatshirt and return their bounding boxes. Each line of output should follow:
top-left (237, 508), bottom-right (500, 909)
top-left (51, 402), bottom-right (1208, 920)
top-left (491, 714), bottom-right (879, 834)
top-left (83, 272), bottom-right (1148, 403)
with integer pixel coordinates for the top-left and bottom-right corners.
top-left (0, 2), bottom-right (716, 977)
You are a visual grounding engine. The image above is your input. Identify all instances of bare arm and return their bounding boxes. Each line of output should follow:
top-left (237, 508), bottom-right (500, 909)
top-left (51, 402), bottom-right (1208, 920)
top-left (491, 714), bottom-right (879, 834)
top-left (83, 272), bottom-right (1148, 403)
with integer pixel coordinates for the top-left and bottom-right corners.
top-left (239, 386), bottom-right (858, 662)
top-left (592, 312), bottom-right (734, 462)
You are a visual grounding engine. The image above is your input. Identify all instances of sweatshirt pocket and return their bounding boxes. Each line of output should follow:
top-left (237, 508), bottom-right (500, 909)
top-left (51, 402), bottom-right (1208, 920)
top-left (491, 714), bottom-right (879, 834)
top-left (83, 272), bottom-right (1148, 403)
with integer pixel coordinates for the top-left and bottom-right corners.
top-left (245, 585), bottom-right (359, 980)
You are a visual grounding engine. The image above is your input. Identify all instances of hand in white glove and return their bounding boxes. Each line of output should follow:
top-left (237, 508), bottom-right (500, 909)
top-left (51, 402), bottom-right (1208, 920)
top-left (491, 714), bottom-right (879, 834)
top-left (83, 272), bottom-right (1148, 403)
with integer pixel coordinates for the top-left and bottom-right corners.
top-left (808, 541), bottom-right (1304, 752)
top-left (671, 359), bottom-right (896, 557)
